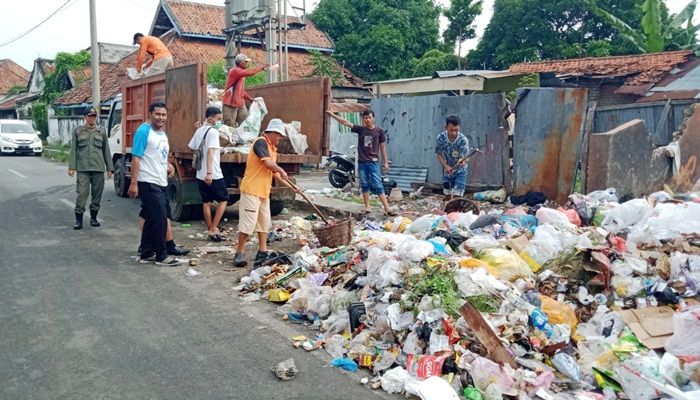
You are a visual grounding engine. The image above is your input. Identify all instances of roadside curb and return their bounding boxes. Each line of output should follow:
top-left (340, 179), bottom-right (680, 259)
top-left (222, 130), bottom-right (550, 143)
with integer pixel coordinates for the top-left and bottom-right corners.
top-left (291, 198), bottom-right (361, 219)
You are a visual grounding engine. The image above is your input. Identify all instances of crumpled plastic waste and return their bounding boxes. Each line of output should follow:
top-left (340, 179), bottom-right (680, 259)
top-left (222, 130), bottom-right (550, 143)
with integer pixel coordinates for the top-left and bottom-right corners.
top-left (235, 186), bottom-right (700, 399)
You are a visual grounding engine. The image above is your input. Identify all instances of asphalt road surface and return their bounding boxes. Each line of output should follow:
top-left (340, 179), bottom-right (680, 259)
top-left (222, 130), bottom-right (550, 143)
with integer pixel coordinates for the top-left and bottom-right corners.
top-left (0, 155), bottom-right (396, 400)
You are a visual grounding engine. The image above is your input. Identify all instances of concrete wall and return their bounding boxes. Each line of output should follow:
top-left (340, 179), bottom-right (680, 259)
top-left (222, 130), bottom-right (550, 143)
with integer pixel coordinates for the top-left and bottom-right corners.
top-left (586, 119), bottom-right (670, 199)
top-left (47, 117), bottom-right (107, 145)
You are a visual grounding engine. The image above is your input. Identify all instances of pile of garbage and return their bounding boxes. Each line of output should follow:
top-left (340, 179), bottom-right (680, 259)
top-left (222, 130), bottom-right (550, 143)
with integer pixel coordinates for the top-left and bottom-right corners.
top-left (239, 188), bottom-right (700, 399)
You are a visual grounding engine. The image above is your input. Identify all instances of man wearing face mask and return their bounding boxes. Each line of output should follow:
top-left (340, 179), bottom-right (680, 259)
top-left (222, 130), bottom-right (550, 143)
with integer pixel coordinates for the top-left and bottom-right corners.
top-left (188, 106), bottom-right (228, 241)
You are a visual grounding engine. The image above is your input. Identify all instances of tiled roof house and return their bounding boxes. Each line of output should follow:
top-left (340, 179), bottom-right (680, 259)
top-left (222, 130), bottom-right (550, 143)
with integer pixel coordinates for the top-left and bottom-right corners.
top-left (56, 0), bottom-right (361, 107)
top-left (510, 51), bottom-right (698, 105)
top-left (0, 59), bottom-right (30, 97)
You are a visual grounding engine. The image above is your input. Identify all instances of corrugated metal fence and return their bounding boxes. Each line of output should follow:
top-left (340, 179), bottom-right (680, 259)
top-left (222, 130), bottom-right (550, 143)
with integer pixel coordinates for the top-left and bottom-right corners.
top-left (593, 101), bottom-right (694, 145)
top-left (370, 94), bottom-right (508, 189)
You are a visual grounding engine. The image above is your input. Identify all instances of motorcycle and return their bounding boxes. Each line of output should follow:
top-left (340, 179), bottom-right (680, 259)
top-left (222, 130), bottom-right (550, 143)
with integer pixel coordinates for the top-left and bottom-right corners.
top-left (326, 146), bottom-right (397, 193)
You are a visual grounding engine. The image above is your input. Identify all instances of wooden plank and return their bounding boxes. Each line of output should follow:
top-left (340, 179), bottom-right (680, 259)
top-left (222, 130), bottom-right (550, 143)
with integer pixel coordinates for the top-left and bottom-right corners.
top-left (654, 99), bottom-right (672, 138)
top-left (578, 100), bottom-right (597, 194)
top-left (459, 302), bottom-right (517, 369)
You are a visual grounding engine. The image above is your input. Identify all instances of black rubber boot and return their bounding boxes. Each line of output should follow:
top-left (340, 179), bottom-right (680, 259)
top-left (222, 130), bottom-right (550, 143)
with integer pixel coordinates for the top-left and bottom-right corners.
top-left (74, 213), bottom-right (83, 230)
top-left (90, 210), bottom-right (100, 227)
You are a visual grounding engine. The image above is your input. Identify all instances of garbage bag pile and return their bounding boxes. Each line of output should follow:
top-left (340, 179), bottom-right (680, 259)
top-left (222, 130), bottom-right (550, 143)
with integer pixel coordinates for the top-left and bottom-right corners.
top-left (239, 189), bottom-right (700, 399)
top-left (206, 95), bottom-right (309, 155)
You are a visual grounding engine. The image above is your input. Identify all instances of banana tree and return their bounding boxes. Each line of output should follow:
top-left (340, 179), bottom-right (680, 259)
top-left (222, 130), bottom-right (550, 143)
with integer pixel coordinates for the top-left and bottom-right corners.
top-left (594, 0), bottom-right (699, 53)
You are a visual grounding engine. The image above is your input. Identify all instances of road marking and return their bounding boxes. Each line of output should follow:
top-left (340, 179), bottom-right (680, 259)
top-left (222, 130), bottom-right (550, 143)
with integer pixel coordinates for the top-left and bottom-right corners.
top-left (8, 169), bottom-right (27, 178)
top-left (60, 198), bottom-right (76, 209)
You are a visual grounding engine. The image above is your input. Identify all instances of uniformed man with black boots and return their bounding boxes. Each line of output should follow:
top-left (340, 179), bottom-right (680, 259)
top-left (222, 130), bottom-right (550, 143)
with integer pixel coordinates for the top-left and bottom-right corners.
top-left (68, 107), bottom-right (114, 229)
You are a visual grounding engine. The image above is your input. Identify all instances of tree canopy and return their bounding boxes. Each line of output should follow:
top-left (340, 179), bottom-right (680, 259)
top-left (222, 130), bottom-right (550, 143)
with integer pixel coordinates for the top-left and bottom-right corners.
top-left (310, 0), bottom-right (442, 81)
top-left (466, 0), bottom-right (647, 70)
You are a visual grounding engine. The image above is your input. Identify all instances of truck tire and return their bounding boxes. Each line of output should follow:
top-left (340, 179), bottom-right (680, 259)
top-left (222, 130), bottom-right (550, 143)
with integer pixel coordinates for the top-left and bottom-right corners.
top-left (270, 200), bottom-right (286, 216)
top-left (167, 169), bottom-right (201, 221)
top-left (114, 157), bottom-right (130, 198)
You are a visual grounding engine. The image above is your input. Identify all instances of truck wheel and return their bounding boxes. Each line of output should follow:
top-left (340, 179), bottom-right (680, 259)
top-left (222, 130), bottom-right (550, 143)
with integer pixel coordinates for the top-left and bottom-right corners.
top-left (270, 200), bottom-right (286, 216)
top-left (167, 169), bottom-right (200, 221)
top-left (114, 158), bottom-right (130, 198)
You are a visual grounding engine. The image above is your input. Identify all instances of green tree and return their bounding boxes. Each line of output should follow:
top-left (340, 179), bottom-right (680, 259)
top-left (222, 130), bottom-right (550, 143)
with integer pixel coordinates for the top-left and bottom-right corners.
top-left (307, 50), bottom-right (344, 85)
top-left (311, 0), bottom-right (441, 81)
top-left (410, 49), bottom-right (461, 77)
top-left (207, 60), bottom-right (267, 89)
top-left (467, 0), bottom-right (645, 70)
top-left (32, 103), bottom-right (48, 140)
top-left (42, 49), bottom-right (91, 104)
top-left (443, 0), bottom-right (482, 53)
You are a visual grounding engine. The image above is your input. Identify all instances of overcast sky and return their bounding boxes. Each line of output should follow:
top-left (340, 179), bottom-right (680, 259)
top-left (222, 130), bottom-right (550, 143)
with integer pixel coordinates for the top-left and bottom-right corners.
top-left (0, 0), bottom-right (693, 71)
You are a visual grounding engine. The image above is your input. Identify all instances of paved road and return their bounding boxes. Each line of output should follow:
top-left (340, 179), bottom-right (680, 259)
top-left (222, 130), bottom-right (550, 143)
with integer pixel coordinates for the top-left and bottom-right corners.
top-left (0, 155), bottom-right (393, 400)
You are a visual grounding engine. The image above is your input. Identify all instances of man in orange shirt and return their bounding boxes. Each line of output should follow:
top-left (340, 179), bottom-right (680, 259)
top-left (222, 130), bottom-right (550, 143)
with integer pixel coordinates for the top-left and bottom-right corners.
top-left (222, 53), bottom-right (269, 127)
top-left (133, 33), bottom-right (174, 76)
top-left (233, 119), bottom-right (298, 268)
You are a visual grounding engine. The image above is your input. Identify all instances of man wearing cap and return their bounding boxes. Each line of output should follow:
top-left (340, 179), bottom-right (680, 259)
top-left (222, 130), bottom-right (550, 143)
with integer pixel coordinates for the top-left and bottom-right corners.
top-left (133, 33), bottom-right (174, 76)
top-left (233, 119), bottom-right (298, 268)
top-left (68, 107), bottom-right (114, 229)
top-left (222, 54), bottom-right (269, 127)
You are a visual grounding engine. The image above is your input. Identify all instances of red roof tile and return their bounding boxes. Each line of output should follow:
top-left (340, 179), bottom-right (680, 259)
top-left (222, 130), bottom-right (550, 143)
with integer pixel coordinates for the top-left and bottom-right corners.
top-left (0, 59), bottom-right (30, 94)
top-left (509, 51), bottom-right (694, 86)
top-left (162, 0), bottom-right (333, 49)
top-left (56, 32), bottom-right (360, 105)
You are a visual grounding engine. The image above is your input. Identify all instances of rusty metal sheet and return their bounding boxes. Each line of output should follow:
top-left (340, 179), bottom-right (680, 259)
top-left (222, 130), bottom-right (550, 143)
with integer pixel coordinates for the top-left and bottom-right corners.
top-left (165, 63), bottom-right (207, 154)
top-left (122, 73), bottom-right (166, 152)
top-left (248, 77), bottom-right (331, 162)
top-left (670, 104), bottom-right (700, 192)
top-left (513, 88), bottom-right (589, 204)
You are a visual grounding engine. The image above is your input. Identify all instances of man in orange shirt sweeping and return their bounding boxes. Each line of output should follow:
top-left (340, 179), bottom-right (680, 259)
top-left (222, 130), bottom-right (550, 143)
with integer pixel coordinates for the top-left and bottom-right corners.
top-left (233, 119), bottom-right (298, 268)
top-left (222, 53), bottom-right (270, 127)
top-left (133, 33), bottom-right (174, 76)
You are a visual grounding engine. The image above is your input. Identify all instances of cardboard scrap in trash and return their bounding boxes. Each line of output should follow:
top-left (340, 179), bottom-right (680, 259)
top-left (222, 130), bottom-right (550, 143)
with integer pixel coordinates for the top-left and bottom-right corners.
top-left (618, 306), bottom-right (675, 349)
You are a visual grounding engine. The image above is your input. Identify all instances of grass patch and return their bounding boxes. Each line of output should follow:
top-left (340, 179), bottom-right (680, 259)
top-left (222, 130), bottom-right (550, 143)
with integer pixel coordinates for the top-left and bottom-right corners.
top-left (43, 143), bottom-right (71, 163)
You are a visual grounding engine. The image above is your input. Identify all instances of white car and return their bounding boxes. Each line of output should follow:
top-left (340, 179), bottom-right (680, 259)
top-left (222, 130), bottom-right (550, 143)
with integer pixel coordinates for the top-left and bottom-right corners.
top-left (0, 120), bottom-right (43, 155)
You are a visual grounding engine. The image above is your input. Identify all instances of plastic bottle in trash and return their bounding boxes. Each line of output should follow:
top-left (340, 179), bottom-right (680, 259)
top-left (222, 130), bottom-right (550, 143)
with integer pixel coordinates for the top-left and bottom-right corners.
top-left (530, 308), bottom-right (553, 338)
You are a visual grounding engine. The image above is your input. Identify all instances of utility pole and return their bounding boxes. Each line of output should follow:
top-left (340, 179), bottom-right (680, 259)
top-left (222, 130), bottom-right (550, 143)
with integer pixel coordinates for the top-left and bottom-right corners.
top-left (224, 0), bottom-right (235, 69)
top-left (89, 0), bottom-right (100, 113)
top-left (266, 0), bottom-right (277, 83)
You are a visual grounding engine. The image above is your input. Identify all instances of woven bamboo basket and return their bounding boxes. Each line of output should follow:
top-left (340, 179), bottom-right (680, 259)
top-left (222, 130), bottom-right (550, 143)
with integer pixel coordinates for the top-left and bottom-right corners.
top-left (313, 218), bottom-right (353, 248)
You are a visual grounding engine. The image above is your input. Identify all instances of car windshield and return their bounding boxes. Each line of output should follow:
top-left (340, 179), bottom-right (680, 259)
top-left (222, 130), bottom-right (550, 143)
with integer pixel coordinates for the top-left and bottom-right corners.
top-left (1, 124), bottom-right (35, 134)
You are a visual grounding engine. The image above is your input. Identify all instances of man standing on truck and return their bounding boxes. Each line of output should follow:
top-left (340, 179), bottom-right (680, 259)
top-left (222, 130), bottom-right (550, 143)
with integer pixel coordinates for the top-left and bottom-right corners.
top-left (233, 119), bottom-right (299, 268)
top-left (436, 115), bottom-right (470, 201)
top-left (128, 102), bottom-right (181, 266)
top-left (222, 53), bottom-right (269, 127)
top-left (68, 106), bottom-right (114, 230)
top-left (327, 110), bottom-right (397, 216)
top-left (188, 106), bottom-right (228, 242)
top-left (133, 33), bottom-right (174, 76)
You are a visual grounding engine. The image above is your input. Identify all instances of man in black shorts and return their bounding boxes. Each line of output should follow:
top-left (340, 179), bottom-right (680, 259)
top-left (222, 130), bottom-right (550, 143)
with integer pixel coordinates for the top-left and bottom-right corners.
top-left (188, 106), bottom-right (228, 241)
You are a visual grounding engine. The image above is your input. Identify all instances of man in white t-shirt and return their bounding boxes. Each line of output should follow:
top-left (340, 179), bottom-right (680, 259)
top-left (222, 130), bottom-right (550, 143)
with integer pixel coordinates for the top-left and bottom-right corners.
top-left (188, 106), bottom-right (228, 242)
top-left (128, 102), bottom-right (181, 266)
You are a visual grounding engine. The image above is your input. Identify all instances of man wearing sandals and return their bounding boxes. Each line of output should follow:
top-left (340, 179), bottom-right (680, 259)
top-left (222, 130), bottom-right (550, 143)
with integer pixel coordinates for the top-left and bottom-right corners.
top-left (188, 106), bottom-right (228, 242)
top-left (233, 119), bottom-right (299, 268)
top-left (327, 110), bottom-right (397, 216)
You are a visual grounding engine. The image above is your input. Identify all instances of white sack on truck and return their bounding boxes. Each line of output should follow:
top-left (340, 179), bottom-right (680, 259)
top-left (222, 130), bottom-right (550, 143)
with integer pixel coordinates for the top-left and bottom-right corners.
top-left (284, 121), bottom-right (309, 155)
top-left (233, 97), bottom-right (267, 144)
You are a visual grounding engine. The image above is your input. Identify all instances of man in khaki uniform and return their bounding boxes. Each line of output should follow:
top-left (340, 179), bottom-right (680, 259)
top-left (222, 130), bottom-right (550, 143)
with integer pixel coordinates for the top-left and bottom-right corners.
top-left (68, 107), bottom-right (114, 229)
